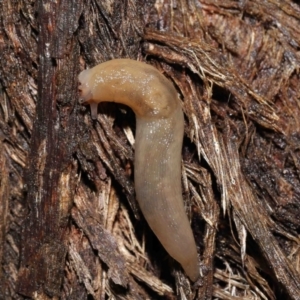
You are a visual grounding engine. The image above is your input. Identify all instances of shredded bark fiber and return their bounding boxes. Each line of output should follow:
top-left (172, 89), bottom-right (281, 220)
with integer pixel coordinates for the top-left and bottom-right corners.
top-left (0, 0), bottom-right (300, 299)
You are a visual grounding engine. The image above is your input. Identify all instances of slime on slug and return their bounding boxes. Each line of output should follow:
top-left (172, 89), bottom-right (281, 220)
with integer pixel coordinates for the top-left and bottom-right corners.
top-left (78, 59), bottom-right (200, 281)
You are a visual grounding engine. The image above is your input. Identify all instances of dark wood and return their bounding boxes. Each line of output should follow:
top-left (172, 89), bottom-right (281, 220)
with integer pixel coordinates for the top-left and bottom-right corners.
top-left (0, 0), bottom-right (300, 299)
top-left (16, 1), bottom-right (82, 297)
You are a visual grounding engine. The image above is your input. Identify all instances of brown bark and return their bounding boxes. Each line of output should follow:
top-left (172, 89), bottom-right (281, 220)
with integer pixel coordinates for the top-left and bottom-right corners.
top-left (0, 0), bottom-right (300, 299)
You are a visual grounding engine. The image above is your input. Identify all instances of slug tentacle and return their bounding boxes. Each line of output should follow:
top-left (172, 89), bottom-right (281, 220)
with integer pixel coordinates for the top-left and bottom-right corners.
top-left (78, 59), bottom-right (200, 281)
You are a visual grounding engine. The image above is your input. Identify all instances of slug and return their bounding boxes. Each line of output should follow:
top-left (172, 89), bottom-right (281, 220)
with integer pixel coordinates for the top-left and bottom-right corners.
top-left (78, 59), bottom-right (200, 281)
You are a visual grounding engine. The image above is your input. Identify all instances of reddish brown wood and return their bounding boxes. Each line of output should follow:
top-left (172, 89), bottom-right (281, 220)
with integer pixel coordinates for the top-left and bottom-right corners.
top-left (16, 1), bottom-right (83, 297)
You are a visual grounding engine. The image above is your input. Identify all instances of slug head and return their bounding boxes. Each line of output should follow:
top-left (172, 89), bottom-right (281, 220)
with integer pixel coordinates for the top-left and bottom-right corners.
top-left (78, 69), bottom-right (98, 119)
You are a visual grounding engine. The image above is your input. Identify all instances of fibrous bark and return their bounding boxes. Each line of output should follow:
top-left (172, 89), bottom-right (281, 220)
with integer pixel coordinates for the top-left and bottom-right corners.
top-left (0, 0), bottom-right (299, 299)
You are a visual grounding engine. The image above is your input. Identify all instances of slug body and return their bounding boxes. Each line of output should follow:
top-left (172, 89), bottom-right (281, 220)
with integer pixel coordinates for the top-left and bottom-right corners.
top-left (78, 59), bottom-right (200, 281)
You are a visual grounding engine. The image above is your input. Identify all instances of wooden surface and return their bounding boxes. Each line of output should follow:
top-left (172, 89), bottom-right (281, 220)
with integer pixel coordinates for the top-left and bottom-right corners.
top-left (0, 0), bottom-right (300, 299)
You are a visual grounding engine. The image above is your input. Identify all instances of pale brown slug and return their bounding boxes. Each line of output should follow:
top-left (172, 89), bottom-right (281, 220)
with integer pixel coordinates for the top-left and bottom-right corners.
top-left (78, 59), bottom-right (200, 281)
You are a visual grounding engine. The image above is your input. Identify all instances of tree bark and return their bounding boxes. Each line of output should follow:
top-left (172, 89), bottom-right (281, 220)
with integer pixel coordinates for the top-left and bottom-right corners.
top-left (0, 0), bottom-right (300, 299)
